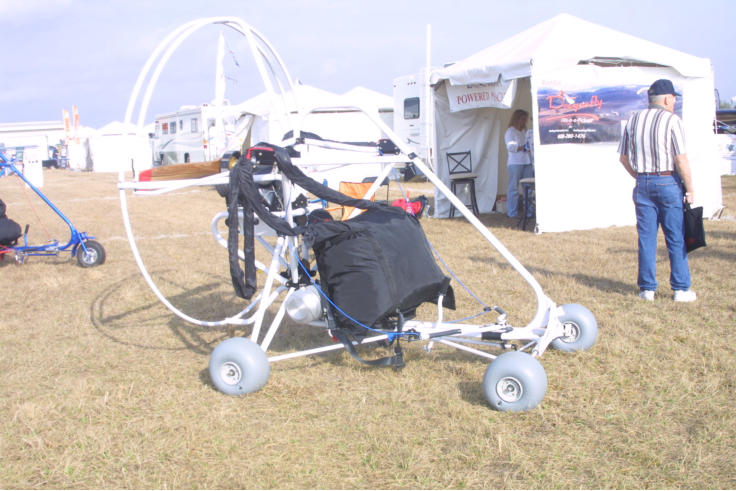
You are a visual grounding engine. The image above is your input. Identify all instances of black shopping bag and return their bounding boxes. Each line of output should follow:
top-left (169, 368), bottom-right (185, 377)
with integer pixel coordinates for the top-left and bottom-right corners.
top-left (683, 202), bottom-right (706, 253)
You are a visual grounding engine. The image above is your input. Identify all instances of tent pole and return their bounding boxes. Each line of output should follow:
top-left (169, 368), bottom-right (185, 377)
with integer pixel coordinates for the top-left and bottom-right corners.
top-left (424, 24), bottom-right (435, 172)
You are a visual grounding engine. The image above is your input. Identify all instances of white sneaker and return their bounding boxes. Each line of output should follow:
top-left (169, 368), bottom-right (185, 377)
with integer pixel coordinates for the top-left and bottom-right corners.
top-left (674, 290), bottom-right (697, 302)
top-left (639, 290), bottom-right (655, 301)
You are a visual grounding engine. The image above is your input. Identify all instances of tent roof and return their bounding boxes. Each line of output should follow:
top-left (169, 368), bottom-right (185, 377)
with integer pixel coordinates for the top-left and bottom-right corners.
top-left (96, 121), bottom-right (134, 135)
top-left (236, 83), bottom-right (392, 116)
top-left (432, 13), bottom-right (712, 86)
top-left (95, 120), bottom-right (153, 136)
top-left (234, 83), bottom-right (344, 116)
top-left (342, 86), bottom-right (393, 110)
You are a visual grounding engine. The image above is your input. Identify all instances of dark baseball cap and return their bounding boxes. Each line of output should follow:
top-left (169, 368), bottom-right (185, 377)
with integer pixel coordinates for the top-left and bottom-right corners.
top-left (648, 79), bottom-right (680, 96)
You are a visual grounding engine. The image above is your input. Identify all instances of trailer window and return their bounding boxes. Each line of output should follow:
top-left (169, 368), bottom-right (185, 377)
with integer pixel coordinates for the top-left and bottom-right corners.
top-left (170, 121), bottom-right (177, 134)
top-left (404, 97), bottom-right (420, 120)
top-left (190, 118), bottom-right (198, 133)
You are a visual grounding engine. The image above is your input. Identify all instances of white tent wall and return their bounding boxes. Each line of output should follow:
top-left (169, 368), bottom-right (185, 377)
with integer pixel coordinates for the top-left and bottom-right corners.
top-left (88, 122), bottom-right (153, 173)
top-left (243, 84), bottom-right (393, 145)
top-left (297, 110), bottom-right (390, 142)
top-left (529, 64), bottom-right (722, 232)
top-left (66, 131), bottom-right (94, 172)
top-left (249, 109), bottom-right (389, 145)
top-left (242, 85), bottom-right (396, 188)
top-left (532, 139), bottom-right (636, 232)
top-left (680, 75), bottom-right (722, 217)
top-left (293, 109), bottom-right (393, 188)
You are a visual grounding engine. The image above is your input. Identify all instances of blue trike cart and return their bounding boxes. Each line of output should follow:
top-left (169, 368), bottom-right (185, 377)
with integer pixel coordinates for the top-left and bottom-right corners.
top-left (0, 152), bottom-right (105, 267)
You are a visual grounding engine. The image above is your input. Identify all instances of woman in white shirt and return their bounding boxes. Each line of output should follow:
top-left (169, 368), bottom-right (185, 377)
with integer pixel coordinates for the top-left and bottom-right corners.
top-left (504, 109), bottom-right (533, 218)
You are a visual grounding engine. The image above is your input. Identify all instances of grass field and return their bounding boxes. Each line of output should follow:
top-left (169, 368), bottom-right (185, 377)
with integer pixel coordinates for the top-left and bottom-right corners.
top-left (1, 169), bottom-right (735, 489)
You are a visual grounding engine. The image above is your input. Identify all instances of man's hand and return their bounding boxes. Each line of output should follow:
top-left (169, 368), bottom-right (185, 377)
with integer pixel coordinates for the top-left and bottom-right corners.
top-left (619, 154), bottom-right (637, 178)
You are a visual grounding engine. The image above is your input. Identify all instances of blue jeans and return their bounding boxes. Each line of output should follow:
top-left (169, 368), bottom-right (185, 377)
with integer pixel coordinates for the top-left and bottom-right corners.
top-left (507, 164), bottom-right (534, 217)
top-left (633, 174), bottom-right (690, 291)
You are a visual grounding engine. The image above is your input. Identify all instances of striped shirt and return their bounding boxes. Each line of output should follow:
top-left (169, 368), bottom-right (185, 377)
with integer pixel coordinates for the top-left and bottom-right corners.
top-left (618, 106), bottom-right (686, 173)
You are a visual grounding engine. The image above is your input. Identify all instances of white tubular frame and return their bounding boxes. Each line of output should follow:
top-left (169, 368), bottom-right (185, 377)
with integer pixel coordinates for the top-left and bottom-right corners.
top-left (118, 17), bottom-right (566, 366)
top-left (119, 17), bottom-right (297, 328)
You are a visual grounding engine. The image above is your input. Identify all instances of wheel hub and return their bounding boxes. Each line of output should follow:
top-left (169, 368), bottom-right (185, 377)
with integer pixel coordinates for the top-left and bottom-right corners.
top-left (561, 321), bottom-right (581, 342)
top-left (220, 362), bottom-right (243, 386)
top-left (80, 247), bottom-right (97, 264)
top-left (496, 376), bottom-right (523, 403)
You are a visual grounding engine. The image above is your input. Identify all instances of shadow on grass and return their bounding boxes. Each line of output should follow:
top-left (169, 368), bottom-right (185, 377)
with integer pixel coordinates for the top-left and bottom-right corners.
top-left (89, 271), bottom-right (247, 355)
top-left (468, 253), bottom-right (633, 295)
top-left (688, 244), bottom-right (736, 263)
top-left (706, 229), bottom-right (736, 241)
top-left (476, 212), bottom-right (532, 231)
top-left (89, 270), bottom-right (346, 359)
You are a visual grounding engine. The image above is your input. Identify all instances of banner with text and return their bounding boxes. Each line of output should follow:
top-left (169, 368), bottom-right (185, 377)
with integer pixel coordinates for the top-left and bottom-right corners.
top-left (447, 79), bottom-right (517, 113)
top-left (536, 85), bottom-right (653, 145)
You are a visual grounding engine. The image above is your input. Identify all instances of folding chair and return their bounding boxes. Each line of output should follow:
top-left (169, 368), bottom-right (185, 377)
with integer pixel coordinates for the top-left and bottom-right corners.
top-left (446, 151), bottom-right (479, 217)
top-left (517, 177), bottom-right (536, 231)
top-left (323, 181), bottom-right (376, 220)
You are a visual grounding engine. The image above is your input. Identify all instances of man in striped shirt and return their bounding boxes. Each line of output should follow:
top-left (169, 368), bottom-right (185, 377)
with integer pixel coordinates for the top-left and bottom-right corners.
top-left (618, 78), bottom-right (696, 302)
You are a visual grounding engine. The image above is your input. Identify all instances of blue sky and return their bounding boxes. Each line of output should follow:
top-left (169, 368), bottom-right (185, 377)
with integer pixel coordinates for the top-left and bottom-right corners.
top-left (0, 0), bottom-right (733, 128)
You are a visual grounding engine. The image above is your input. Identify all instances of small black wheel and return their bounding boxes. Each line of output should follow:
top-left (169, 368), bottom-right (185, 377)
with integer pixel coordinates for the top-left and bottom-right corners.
top-left (77, 240), bottom-right (106, 267)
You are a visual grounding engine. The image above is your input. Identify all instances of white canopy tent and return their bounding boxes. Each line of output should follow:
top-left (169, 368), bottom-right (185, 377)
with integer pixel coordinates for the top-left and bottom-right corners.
top-left (236, 83), bottom-right (396, 187)
top-left (88, 121), bottom-right (153, 173)
top-left (238, 83), bottom-right (393, 144)
top-left (428, 13), bottom-right (722, 232)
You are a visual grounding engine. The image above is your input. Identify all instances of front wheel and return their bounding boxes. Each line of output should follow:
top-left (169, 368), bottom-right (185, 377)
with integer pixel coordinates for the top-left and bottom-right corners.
top-left (550, 303), bottom-right (598, 352)
top-left (209, 337), bottom-right (270, 396)
top-left (482, 351), bottom-right (547, 412)
top-left (77, 240), bottom-right (106, 267)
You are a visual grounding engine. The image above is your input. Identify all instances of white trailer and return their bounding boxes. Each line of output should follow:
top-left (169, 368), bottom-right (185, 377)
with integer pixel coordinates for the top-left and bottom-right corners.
top-left (392, 70), bottom-right (434, 170)
top-left (151, 103), bottom-right (252, 166)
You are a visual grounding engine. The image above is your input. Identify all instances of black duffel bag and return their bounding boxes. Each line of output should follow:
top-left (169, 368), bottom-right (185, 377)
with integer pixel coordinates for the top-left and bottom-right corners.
top-left (305, 205), bottom-right (454, 334)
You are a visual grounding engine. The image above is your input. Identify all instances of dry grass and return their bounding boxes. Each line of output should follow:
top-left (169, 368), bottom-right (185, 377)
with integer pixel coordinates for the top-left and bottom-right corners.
top-left (1, 169), bottom-right (735, 489)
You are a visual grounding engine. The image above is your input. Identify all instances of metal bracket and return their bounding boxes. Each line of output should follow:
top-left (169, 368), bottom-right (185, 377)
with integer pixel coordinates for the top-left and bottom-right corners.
top-left (532, 304), bottom-right (564, 357)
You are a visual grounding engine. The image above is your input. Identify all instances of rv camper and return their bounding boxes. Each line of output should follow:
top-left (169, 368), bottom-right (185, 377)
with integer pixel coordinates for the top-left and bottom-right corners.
top-left (392, 73), bottom-right (431, 165)
top-left (151, 103), bottom-right (252, 166)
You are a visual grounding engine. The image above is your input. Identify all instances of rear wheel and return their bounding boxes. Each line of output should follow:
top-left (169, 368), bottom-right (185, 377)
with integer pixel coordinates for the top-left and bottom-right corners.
top-left (77, 240), bottom-right (106, 267)
top-left (550, 303), bottom-right (598, 352)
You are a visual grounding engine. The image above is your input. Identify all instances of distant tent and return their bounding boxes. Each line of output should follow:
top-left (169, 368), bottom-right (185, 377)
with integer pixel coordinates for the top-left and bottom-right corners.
top-left (427, 13), bottom-right (722, 232)
top-left (233, 84), bottom-right (397, 188)
top-left (88, 121), bottom-right (153, 173)
top-left (342, 86), bottom-right (394, 130)
top-left (236, 83), bottom-right (394, 145)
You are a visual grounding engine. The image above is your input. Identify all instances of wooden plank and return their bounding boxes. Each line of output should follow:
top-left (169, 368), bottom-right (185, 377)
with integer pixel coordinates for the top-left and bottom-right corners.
top-left (139, 160), bottom-right (221, 181)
